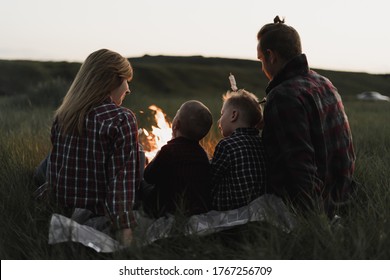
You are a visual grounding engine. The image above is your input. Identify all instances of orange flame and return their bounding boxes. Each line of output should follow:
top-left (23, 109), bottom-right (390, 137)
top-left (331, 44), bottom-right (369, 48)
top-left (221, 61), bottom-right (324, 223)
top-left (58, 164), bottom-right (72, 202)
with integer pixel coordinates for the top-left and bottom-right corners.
top-left (141, 105), bottom-right (172, 163)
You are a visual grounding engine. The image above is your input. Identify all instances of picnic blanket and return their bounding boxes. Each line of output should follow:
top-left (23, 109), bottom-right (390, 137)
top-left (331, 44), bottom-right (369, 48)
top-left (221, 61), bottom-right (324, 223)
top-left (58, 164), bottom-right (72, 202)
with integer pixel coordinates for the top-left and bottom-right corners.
top-left (48, 194), bottom-right (296, 253)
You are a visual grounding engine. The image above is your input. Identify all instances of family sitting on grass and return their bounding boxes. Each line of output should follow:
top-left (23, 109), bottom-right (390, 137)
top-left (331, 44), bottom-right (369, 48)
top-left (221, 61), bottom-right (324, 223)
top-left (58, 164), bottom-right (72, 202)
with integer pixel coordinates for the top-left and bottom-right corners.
top-left (36, 16), bottom-right (357, 246)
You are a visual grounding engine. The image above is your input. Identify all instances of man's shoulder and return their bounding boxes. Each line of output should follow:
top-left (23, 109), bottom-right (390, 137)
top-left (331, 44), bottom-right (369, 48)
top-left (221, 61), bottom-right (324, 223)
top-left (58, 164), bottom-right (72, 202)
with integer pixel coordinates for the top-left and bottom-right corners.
top-left (271, 71), bottom-right (337, 103)
top-left (267, 73), bottom-right (321, 105)
top-left (271, 75), bottom-right (308, 93)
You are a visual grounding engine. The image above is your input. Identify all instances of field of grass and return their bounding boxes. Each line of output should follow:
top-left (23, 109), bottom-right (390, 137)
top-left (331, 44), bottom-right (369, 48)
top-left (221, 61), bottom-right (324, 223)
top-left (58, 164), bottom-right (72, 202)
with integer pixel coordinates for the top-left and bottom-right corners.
top-left (0, 56), bottom-right (389, 259)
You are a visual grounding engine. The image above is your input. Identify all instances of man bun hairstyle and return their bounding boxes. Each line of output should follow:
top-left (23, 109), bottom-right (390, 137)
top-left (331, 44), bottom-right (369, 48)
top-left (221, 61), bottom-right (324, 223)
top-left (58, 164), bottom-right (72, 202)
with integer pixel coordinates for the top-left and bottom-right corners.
top-left (257, 16), bottom-right (302, 61)
top-left (273, 15), bottom-right (285, 24)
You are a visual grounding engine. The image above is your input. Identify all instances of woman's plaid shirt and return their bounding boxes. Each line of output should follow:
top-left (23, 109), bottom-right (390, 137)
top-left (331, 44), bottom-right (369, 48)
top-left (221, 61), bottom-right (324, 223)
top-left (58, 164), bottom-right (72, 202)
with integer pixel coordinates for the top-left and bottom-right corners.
top-left (48, 98), bottom-right (140, 230)
top-left (211, 127), bottom-right (267, 211)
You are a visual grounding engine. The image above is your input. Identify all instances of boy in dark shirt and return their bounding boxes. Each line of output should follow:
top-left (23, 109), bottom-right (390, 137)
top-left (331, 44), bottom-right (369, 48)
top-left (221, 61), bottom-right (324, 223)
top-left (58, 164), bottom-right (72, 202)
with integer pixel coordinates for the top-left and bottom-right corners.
top-left (211, 89), bottom-right (267, 211)
top-left (142, 100), bottom-right (213, 218)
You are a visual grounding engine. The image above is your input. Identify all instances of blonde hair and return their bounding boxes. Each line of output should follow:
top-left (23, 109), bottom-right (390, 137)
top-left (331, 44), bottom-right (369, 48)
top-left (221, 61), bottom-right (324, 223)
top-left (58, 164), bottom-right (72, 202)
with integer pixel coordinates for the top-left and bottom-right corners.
top-left (223, 89), bottom-right (263, 128)
top-left (55, 49), bottom-right (133, 135)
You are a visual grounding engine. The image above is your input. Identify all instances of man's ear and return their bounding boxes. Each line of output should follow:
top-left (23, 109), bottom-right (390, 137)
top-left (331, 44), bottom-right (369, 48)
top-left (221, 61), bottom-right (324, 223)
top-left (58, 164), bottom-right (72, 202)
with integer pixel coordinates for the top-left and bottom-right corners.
top-left (267, 49), bottom-right (278, 64)
top-left (231, 110), bottom-right (239, 122)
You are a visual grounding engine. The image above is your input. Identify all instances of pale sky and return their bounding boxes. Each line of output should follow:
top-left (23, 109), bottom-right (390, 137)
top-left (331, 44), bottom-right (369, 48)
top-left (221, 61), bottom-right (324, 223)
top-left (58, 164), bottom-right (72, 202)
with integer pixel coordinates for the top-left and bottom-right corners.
top-left (1, 0), bottom-right (389, 74)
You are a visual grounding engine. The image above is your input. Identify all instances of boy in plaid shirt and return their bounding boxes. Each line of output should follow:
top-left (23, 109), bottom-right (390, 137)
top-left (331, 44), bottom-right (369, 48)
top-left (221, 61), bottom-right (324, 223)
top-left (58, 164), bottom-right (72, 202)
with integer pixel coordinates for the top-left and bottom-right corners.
top-left (211, 90), bottom-right (267, 211)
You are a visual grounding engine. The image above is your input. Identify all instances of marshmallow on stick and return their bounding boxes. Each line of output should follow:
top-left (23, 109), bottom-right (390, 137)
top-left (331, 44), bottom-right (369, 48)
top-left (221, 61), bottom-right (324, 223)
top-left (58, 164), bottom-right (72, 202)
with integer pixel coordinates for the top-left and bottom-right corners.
top-left (229, 73), bottom-right (238, 91)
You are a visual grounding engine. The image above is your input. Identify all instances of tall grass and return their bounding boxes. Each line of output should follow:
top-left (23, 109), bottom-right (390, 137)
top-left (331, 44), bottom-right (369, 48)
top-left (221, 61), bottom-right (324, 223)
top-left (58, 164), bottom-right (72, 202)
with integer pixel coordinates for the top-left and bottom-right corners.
top-left (1, 56), bottom-right (390, 259)
top-left (1, 92), bottom-right (389, 259)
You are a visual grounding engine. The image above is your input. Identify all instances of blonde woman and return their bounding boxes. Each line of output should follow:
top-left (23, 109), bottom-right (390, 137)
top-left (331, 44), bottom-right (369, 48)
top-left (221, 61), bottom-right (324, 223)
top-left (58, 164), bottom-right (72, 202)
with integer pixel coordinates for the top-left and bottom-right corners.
top-left (47, 49), bottom-right (139, 245)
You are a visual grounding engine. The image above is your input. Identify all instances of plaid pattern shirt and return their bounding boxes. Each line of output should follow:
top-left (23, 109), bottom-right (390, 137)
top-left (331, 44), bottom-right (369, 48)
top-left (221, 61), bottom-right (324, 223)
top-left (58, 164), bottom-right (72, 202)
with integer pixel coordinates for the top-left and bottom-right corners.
top-left (211, 128), bottom-right (267, 211)
top-left (263, 54), bottom-right (356, 209)
top-left (48, 98), bottom-right (140, 230)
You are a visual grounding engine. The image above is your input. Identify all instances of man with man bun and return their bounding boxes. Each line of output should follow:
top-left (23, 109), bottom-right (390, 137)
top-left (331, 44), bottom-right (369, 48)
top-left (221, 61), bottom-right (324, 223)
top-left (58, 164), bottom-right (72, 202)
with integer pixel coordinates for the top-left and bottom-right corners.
top-left (257, 16), bottom-right (356, 216)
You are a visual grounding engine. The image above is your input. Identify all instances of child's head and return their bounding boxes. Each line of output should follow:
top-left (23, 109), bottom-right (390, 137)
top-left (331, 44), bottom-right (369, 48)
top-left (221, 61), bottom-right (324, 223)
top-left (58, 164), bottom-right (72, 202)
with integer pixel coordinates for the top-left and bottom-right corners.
top-left (172, 100), bottom-right (213, 141)
top-left (219, 89), bottom-right (263, 137)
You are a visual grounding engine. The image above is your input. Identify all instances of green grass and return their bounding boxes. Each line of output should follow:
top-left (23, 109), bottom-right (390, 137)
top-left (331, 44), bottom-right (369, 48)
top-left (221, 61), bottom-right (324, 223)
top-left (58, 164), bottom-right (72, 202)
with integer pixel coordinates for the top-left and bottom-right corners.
top-left (1, 56), bottom-right (390, 259)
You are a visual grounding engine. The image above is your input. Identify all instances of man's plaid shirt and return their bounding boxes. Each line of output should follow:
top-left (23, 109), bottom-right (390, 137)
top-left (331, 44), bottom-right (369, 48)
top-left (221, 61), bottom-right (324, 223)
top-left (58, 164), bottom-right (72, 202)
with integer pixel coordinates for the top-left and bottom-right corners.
top-left (48, 98), bottom-right (140, 230)
top-left (211, 127), bottom-right (267, 211)
top-left (263, 54), bottom-right (356, 208)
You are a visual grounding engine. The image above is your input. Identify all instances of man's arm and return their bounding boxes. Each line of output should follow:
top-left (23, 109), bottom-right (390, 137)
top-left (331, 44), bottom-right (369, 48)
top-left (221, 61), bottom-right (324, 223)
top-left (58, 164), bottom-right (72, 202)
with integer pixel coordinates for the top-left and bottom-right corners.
top-left (264, 91), bottom-right (319, 200)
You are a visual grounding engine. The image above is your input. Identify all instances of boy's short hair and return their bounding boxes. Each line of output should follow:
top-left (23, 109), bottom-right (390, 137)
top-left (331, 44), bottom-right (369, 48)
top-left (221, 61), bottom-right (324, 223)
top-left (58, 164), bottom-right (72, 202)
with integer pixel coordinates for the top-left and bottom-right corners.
top-left (178, 100), bottom-right (213, 141)
top-left (223, 89), bottom-right (263, 128)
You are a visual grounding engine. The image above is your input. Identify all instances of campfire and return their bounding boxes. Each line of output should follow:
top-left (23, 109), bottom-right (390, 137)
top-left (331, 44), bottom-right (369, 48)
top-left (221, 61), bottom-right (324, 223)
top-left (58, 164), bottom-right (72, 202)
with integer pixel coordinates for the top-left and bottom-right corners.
top-left (138, 71), bottom-right (238, 164)
top-left (139, 105), bottom-right (172, 163)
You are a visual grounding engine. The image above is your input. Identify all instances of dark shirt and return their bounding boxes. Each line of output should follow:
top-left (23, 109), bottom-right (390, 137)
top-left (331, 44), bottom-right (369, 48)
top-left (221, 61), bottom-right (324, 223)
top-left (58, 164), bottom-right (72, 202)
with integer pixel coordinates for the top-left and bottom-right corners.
top-left (143, 136), bottom-right (211, 217)
top-left (211, 127), bottom-right (267, 211)
top-left (263, 54), bottom-right (356, 212)
top-left (48, 98), bottom-right (140, 230)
